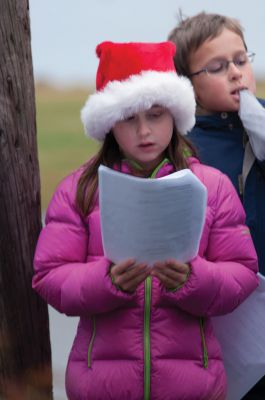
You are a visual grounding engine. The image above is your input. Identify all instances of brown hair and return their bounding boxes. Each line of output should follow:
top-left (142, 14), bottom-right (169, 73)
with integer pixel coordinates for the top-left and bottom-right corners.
top-left (168, 11), bottom-right (247, 77)
top-left (76, 128), bottom-right (197, 217)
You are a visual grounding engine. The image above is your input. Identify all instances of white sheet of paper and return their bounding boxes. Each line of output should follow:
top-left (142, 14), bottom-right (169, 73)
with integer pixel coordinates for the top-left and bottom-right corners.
top-left (239, 90), bottom-right (265, 161)
top-left (212, 273), bottom-right (265, 400)
top-left (98, 165), bottom-right (207, 265)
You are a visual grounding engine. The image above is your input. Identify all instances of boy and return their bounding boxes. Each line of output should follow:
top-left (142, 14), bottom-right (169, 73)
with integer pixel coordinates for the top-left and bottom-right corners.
top-left (168, 11), bottom-right (265, 400)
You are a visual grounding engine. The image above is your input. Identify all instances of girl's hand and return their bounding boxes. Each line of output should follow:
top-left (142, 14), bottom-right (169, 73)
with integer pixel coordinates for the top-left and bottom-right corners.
top-left (151, 259), bottom-right (190, 290)
top-left (110, 259), bottom-right (149, 293)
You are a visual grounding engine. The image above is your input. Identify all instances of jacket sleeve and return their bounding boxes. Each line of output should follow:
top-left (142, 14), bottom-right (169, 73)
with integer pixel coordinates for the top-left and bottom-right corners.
top-left (159, 171), bottom-right (259, 317)
top-left (32, 173), bottom-right (136, 317)
top-left (256, 159), bottom-right (265, 174)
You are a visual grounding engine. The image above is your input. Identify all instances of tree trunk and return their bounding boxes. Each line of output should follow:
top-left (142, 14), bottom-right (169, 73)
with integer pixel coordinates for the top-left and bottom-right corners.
top-left (0, 0), bottom-right (53, 399)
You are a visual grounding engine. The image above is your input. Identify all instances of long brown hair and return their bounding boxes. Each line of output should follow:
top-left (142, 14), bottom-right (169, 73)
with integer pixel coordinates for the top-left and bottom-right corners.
top-left (76, 127), bottom-right (197, 217)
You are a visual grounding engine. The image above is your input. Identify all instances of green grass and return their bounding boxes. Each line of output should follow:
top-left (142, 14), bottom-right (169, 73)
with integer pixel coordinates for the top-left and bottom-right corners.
top-left (36, 81), bottom-right (265, 210)
top-left (36, 84), bottom-right (100, 210)
top-left (256, 80), bottom-right (265, 98)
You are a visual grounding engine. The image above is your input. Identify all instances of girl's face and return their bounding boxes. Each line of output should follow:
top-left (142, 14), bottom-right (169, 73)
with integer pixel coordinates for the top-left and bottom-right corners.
top-left (189, 28), bottom-right (256, 113)
top-left (112, 105), bottom-right (174, 172)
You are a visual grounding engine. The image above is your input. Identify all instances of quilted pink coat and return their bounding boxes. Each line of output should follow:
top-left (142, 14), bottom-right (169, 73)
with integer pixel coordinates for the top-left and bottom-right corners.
top-left (33, 157), bottom-right (258, 400)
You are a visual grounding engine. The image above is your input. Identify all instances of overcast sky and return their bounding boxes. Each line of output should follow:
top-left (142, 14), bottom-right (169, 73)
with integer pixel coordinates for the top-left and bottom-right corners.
top-left (29, 0), bottom-right (265, 87)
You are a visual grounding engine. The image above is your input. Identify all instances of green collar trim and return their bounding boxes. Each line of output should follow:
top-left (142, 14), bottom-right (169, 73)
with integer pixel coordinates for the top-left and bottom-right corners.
top-left (183, 146), bottom-right (192, 158)
top-left (124, 158), bottom-right (170, 179)
top-left (149, 158), bottom-right (170, 178)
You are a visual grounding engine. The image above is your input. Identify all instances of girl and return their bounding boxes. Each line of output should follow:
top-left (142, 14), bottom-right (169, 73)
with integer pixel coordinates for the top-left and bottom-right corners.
top-left (33, 41), bottom-right (258, 400)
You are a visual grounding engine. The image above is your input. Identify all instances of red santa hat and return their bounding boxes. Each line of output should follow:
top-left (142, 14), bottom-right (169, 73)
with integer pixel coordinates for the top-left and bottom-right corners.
top-left (81, 41), bottom-right (196, 141)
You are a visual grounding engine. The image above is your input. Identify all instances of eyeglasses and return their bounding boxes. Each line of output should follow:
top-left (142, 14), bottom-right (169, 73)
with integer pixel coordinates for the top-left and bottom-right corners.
top-left (189, 52), bottom-right (255, 77)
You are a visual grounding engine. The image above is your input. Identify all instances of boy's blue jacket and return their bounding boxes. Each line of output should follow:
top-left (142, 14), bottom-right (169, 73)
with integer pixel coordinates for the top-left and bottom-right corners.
top-left (188, 99), bottom-right (265, 275)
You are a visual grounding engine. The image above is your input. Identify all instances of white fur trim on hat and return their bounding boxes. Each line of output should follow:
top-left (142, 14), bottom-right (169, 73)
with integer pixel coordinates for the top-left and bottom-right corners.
top-left (81, 70), bottom-right (196, 141)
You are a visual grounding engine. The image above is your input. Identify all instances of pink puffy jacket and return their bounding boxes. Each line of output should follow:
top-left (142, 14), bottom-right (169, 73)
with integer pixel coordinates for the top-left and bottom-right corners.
top-left (33, 157), bottom-right (258, 400)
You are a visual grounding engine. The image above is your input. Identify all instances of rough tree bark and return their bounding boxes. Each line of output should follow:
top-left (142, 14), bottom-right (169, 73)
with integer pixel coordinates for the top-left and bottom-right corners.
top-left (0, 1), bottom-right (53, 399)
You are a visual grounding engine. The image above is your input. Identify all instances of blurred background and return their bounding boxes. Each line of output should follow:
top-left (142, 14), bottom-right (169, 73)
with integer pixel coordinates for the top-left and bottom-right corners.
top-left (30, 0), bottom-right (265, 210)
top-left (28, 1), bottom-right (265, 398)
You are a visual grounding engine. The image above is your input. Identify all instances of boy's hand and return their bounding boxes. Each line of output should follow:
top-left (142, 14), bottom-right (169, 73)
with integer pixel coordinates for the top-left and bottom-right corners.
top-left (110, 259), bottom-right (149, 293)
top-left (151, 259), bottom-right (190, 290)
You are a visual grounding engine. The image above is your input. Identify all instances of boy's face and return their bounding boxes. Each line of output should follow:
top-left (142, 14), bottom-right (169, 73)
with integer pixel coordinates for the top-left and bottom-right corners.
top-left (189, 28), bottom-right (256, 113)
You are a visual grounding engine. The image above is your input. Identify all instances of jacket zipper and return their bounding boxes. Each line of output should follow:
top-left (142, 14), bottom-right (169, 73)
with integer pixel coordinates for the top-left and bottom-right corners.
top-left (199, 317), bottom-right (208, 369)
top-left (142, 168), bottom-right (159, 400)
top-left (144, 276), bottom-right (152, 400)
top-left (87, 316), bottom-right (96, 368)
